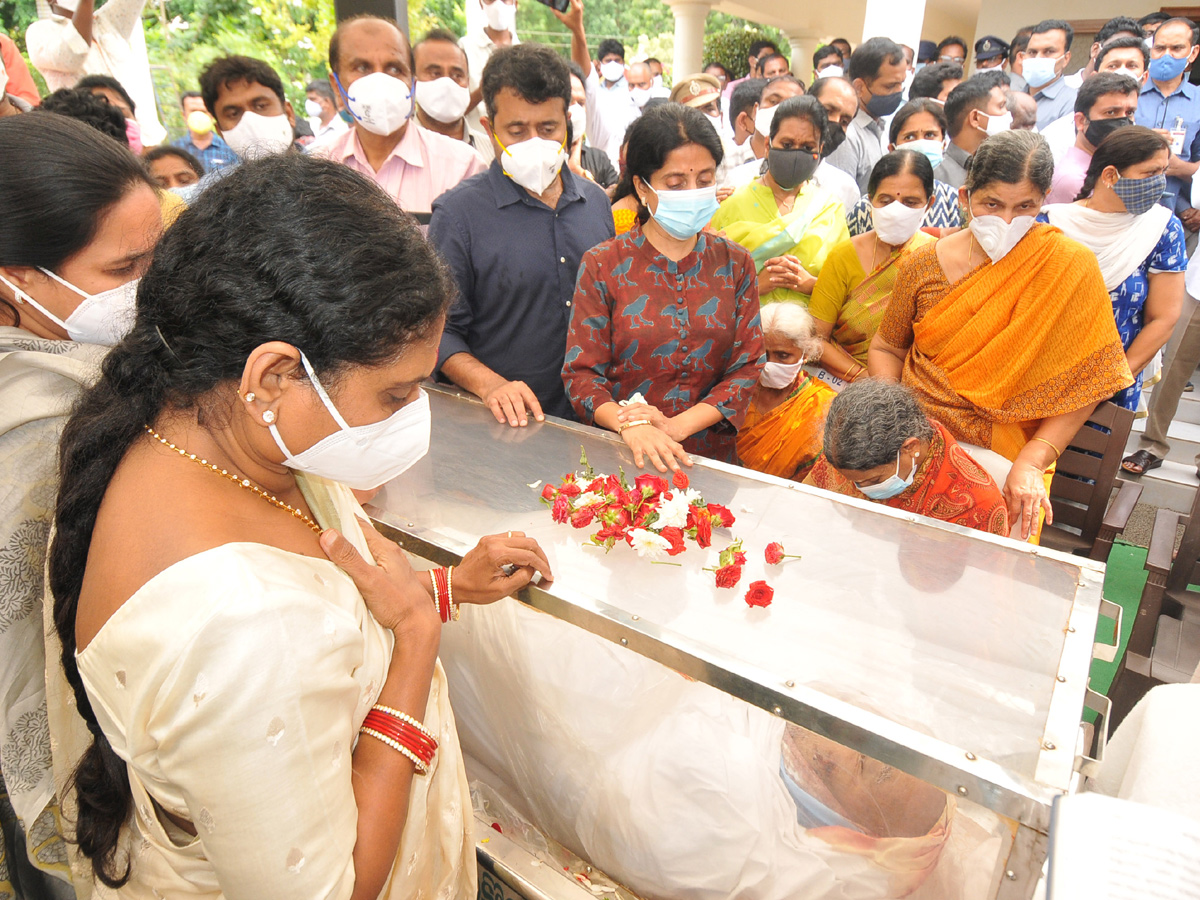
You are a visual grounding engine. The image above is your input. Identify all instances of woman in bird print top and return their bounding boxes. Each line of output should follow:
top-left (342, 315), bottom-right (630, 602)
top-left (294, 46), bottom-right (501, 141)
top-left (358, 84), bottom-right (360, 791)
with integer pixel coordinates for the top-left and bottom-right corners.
top-left (562, 104), bottom-right (765, 471)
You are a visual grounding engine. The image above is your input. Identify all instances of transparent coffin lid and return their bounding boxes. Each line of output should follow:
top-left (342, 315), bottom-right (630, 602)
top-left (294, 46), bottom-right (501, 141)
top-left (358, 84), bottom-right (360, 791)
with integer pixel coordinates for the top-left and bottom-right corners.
top-left (374, 390), bottom-right (1088, 782)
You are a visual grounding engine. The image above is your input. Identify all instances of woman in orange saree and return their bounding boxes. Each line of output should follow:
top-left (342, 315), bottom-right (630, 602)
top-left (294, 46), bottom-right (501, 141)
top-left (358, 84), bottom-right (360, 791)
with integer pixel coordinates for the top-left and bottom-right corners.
top-left (738, 303), bottom-right (835, 480)
top-left (869, 131), bottom-right (1132, 540)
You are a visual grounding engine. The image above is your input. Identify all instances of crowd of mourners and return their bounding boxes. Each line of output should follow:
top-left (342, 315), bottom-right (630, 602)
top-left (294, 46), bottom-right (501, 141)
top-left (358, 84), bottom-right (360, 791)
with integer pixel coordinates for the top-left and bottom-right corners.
top-left (1, 0), bottom-right (1199, 896)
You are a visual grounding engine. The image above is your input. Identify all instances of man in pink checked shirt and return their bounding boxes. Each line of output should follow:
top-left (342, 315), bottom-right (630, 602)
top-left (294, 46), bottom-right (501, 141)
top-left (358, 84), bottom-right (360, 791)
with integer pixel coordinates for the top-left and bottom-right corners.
top-left (314, 16), bottom-right (485, 215)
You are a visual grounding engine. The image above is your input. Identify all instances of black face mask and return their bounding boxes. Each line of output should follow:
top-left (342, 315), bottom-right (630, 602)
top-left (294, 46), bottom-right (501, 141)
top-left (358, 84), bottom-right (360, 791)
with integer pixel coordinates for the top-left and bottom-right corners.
top-left (1084, 115), bottom-right (1133, 148)
top-left (825, 124), bottom-right (848, 155)
top-left (767, 147), bottom-right (821, 190)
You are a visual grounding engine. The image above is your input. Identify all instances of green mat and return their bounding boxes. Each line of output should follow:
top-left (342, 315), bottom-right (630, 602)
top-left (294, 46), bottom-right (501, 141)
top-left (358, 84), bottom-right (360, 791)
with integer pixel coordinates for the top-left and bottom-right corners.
top-left (1084, 541), bottom-right (1148, 723)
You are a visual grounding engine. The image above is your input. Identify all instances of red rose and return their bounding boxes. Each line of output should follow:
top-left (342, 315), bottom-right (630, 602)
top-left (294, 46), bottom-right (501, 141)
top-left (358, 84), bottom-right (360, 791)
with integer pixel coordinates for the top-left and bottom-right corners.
top-left (672, 470), bottom-right (690, 490)
top-left (551, 495), bottom-right (570, 524)
top-left (714, 564), bottom-right (742, 588)
top-left (765, 542), bottom-right (784, 565)
top-left (659, 526), bottom-right (687, 556)
top-left (693, 514), bottom-right (712, 548)
top-left (744, 581), bottom-right (774, 608)
top-left (540, 483), bottom-right (558, 502)
top-left (570, 507), bottom-right (595, 529)
top-left (559, 480), bottom-right (581, 498)
top-left (635, 473), bottom-right (668, 496)
top-left (610, 507), bottom-right (632, 529)
top-left (706, 503), bottom-right (735, 528)
top-left (587, 477), bottom-right (607, 493)
top-left (596, 524), bottom-right (627, 541)
top-left (733, 551), bottom-right (747, 566)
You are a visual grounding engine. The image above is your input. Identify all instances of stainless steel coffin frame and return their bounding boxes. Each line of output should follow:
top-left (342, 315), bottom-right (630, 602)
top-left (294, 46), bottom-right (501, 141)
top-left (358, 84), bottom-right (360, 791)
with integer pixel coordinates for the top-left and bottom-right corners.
top-left (368, 386), bottom-right (1108, 887)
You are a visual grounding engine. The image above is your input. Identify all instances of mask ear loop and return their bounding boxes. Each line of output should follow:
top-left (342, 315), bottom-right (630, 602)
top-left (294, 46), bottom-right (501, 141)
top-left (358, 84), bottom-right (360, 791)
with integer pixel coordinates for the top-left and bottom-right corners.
top-left (332, 71), bottom-right (413, 125)
top-left (267, 351), bottom-right (353, 463)
top-left (0, 271), bottom-right (71, 332)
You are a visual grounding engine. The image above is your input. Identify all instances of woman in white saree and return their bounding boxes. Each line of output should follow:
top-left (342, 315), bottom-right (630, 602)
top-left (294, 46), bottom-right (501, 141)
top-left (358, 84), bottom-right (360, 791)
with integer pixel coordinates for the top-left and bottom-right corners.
top-left (46, 154), bottom-right (552, 899)
top-left (0, 114), bottom-right (165, 900)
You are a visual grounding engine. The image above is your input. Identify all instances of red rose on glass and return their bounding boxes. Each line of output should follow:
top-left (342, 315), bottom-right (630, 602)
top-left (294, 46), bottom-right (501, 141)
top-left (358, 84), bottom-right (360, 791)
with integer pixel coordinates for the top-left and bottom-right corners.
top-left (659, 526), bottom-right (686, 556)
top-left (706, 503), bottom-right (735, 528)
top-left (559, 480), bottom-right (581, 499)
top-left (635, 473), bottom-right (669, 496)
top-left (551, 495), bottom-right (570, 524)
top-left (570, 507), bottom-right (595, 529)
top-left (764, 541), bottom-right (801, 564)
top-left (673, 470), bottom-right (690, 490)
top-left (540, 483), bottom-right (558, 502)
top-left (693, 513), bottom-right (712, 548)
top-left (744, 581), bottom-right (774, 608)
top-left (714, 564), bottom-right (742, 588)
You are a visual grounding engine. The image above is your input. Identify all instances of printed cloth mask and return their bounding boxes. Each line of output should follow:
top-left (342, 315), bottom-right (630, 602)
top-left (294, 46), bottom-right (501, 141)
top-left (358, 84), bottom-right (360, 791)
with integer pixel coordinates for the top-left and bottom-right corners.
top-left (1113, 173), bottom-right (1168, 216)
top-left (979, 109), bottom-right (1012, 136)
top-left (0, 269), bottom-right (138, 346)
top-left (483, 0), bottom-right (516, 32)
top-left (415, 77), bottom-right (471, 124)
top-left (968, 205), bottom-right (1037, 263)
top-left (499, 135), bottom-right (567, 194)
top-left (759, 358), bottom-right (804, 389)
top-left (630, 87), bottom-right (652, 109)
top-left (857, 449), bottom-right (917, 500)
top-left (221, 110), bottom-right (293, 159)
top-left (304, 98), bottom-right (324, 118)
top-left (903, 138), bottom-right (944, 169)
top-left (336, 72), bottom-right (413, 136)
top-left (568, 102), bottom-right (587, 141)
top-left (269, 353), bottom-right (432, 491)
top-left (644, 184), bottom-right (720, 240)
top-left (871, 200), bottom-right (927, 245)
top-left (1149, 52), bottom-right (1191, 82)
top-left (1022, 56), bottom-right (1060, 89)
top-left (754, 103), bottom-right (777, 137)
top-left (1084, 116), bottom-right (1132, 148)
top-left (864, 88), bottom-right (904, 119)
top-left (600, 60), bottom-right (626, 83)
top-left (767, 147), bottom-right (820, 190)
top-left (818, 64), bottom-right (844, 79)
top-left (124, 119), bottom-right (144, 155)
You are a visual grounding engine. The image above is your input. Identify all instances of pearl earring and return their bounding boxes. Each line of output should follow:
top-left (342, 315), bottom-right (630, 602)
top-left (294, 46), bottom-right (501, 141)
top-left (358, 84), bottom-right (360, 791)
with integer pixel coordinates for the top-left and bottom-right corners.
top-left (262, 410), bottom-right (276, 424)
top-left (244, 391), bottom-right (256, 403)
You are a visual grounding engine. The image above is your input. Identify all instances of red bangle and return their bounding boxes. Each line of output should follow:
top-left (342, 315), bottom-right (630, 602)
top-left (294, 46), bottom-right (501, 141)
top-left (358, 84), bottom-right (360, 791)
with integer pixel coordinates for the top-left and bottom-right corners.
top-left (432, 567), bottom-right (455, 623)
top-left (362, 709), bottom-right (437, 767)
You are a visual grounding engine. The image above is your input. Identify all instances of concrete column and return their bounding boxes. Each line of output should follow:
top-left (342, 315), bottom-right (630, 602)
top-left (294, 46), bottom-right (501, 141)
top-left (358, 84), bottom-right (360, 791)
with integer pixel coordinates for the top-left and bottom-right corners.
top-left (860, 0), bottom-right (926, 57)
top-left (786, 33), bottom-right (810, 80)
top-left (667, 0), bottom-right (713, 80)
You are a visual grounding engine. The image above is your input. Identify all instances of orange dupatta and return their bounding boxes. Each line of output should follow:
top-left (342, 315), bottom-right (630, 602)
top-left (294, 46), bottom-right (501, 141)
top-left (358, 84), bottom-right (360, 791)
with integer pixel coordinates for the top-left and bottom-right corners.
top-left (902, 224), bottom-right (1132, 460)
top-left (738, 375), bottom-right (836, 480)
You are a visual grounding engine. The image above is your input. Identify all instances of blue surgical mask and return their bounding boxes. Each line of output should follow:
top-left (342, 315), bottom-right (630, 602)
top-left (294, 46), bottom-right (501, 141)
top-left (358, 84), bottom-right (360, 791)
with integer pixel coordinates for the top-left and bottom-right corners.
top-left (903, 138), bottom-right (944, 169)
top-left (1149, 52), bottom-right (1191, 83)
top-left (856, 449), bottom-right (917, 500)
top-left (1112, 173), bottom-right (1168, 216)
top-left (1023, 56), bottom-right (1060, 89)
top-left (644, 184), bottom-right (720, 240)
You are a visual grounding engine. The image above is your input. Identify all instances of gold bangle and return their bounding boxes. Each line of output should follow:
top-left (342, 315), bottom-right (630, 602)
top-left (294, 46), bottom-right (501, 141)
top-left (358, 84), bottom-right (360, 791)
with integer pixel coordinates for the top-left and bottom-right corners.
top-left (618, 419), bottom-right (650, 434)
top-left (359, 727), bottom-right (430, 775)
top-left (1030, 437), bottom-right (1062, 460)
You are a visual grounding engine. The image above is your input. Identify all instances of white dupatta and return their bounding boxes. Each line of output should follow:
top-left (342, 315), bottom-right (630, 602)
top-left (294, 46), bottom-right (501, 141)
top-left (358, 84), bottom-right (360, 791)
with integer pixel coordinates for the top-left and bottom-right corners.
top-left (1043, 202), bottom-right (1173, 291)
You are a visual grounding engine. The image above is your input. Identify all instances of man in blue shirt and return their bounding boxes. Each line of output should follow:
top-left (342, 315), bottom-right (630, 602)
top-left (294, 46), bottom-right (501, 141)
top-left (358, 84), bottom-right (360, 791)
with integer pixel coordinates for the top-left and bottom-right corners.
top-left (1135, 16), bottom-right (1200, 234)
top-left (431, 43), bottom-right (614, 427)
top-left (1024, 20), bottom-right (1079, 131)
top-left (172, 91), bottom-right (239, 173)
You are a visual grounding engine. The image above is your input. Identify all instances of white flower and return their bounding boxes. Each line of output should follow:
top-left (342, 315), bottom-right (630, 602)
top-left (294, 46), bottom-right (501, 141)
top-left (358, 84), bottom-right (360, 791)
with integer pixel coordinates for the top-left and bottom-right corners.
top-left (681, 488), bottom-right (703, 506)
top-left (574, 491), bottom-right (602, 508)
top-left (655, 492), bottom-right (691, 529)
top-left (627, 528), bottom-right (672, 560)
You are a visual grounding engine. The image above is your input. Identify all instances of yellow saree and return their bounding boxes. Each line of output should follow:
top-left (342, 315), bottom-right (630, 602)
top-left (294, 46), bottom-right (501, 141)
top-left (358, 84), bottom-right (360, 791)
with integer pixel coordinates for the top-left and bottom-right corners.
top-left (710, 179), bottom-right (849, 305)
top-left (878, 225), bottom-right (1133, 461)
top-left (738, 374), bottom-right (836, 480)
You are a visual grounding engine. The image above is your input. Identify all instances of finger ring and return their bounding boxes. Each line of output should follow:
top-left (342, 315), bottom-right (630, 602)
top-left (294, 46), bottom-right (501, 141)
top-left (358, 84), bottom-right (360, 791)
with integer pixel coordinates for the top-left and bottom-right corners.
top-left (507, 531), bottom-right (513, 538)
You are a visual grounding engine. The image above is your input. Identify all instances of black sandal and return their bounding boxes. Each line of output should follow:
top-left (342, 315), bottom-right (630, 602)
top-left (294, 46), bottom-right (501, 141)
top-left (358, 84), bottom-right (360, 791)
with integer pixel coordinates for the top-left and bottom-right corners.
top-left (1121, 449), bottom-right (1163, 476)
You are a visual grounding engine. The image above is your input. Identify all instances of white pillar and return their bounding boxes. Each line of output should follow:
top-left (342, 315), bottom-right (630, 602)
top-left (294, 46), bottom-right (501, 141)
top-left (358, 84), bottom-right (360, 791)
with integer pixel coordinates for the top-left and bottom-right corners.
top-left (860, 0), bottom-right (926, 57)
top-left (668, 0), bottom-right (713, 81)
top-left (786, 33), bottom-right (810, 80)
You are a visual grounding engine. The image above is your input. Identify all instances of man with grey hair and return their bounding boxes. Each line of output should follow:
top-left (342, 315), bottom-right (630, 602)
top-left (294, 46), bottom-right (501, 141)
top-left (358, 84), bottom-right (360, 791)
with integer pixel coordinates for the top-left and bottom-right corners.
top-left (805, 380), bottom-right (1010, 535)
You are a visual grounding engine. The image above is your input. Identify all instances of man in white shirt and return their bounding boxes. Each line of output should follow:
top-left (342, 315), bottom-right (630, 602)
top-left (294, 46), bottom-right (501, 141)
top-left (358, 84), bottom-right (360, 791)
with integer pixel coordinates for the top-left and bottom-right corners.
top-left (304, 79), bottom-right (347, 150)
top-left (825, 37), bottom-right (907, 193)
top-left (460, 0), bottom-right (518, 131)
top-left (413, 29), bottom-right (494, 163)
top-left (26, 0), bottom-right (165, 144)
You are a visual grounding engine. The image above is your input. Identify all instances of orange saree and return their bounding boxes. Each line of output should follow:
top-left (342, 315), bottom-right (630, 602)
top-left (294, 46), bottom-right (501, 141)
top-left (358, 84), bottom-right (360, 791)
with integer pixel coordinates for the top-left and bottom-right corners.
top-left (877, 225), bottom-right (1133, 461)
top-left (804, 420), bottom-right (1011, 536)
top-left (738, 374), bottom-right (836, 481)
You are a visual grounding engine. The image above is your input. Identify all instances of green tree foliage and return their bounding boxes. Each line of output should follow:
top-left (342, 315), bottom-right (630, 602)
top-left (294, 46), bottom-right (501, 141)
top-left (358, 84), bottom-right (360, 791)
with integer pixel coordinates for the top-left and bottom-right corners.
top-left (702, 20), bottom-right (788, 79)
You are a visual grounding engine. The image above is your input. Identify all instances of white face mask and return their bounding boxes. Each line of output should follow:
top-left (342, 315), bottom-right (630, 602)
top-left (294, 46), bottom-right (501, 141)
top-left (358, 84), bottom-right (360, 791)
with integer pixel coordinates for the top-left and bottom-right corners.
top-left (304, 98), bottom-right (324, 118)
top-left (871, 200), bottom-right (927, 245)
top-left (0, 268), bottom-right (138, 346)
top-left (652, 74), bottom-right (663, 89)
top-left (483, 0), bottom-right (516, 33)
top-left (630, 87), bottom-right (651, 109)
top-left (968, 207), bottom-right (1037, 264)
top-left (415, 76), bottom-right (471, 124)
top-left (498, 135), bottom-right (567, 194)
top-left (568, 102), bottom-right (587, 141)
top-left (269, 353), bottom-right (432, 491)
top-left (979, 109), bottom-right (1012, 136)
top-left (759, 358), bottom-right (804, 389)
top-left (754, 103), bottom-right (776, 138)
top-left (338, 72), bottom-right (413, 136)
top-left (0, 57), bottom-right (8, 98)
top-left (818, 64), bottom-right (844, 79)
top-left (221, 111), bottom-right (294, 159)
top-left (600, 60), bottom-right (626, 83)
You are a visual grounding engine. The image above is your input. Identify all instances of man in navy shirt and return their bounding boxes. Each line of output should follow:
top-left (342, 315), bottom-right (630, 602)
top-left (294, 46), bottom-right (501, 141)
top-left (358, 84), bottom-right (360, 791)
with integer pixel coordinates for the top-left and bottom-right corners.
top-left (431, 43), bottom-right (614, 426)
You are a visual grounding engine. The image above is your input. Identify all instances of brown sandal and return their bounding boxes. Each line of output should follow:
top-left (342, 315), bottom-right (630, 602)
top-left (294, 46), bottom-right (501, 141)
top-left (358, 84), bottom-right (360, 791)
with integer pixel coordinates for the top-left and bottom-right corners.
top-left (1121, 449), bottom-right (1163, 476)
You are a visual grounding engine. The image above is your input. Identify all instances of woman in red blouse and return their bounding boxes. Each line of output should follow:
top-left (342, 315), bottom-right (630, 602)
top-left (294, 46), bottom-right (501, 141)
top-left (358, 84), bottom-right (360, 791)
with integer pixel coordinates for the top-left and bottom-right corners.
top-left (562, 104), bottom-right (765, 471)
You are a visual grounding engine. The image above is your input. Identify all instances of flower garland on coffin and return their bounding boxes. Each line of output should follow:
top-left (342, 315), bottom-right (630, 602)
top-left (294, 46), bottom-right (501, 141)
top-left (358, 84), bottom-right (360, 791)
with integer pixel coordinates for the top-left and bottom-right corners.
top-left (539, 450), bottom-right (735, 560)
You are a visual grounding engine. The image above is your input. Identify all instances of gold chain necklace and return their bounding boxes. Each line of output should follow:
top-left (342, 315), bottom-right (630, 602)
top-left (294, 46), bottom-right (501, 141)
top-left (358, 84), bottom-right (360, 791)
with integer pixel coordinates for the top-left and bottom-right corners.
top-left (144, 426), bottom-right (322, 534)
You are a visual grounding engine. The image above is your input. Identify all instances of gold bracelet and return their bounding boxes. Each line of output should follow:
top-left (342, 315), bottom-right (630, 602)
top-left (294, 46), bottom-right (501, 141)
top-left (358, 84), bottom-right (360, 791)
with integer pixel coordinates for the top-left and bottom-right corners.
top-left (359, 727), bottom-right (430, 775)
top-left (618, 419), bottom-right (650, 434)
top-left (1030, 437), bottom-right (1062, 460)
